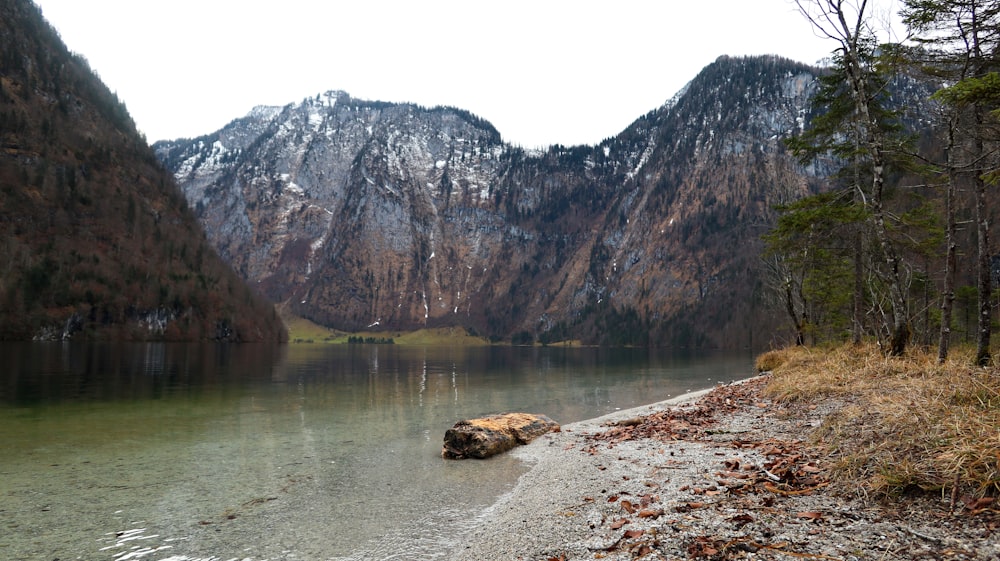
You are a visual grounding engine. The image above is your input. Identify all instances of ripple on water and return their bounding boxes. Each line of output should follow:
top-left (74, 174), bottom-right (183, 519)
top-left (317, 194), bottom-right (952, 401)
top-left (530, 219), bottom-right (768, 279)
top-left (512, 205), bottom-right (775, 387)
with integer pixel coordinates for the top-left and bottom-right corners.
top-left (98, 528), bottom-right (175, 560)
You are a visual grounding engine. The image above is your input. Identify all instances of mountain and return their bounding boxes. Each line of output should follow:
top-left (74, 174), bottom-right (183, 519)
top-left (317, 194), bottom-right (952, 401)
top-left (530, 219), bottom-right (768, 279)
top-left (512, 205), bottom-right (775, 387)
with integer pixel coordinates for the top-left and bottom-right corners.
top-left (155, 56), bottom-right (827, 348)
top-left (0, 0), bottom-right (286, 341)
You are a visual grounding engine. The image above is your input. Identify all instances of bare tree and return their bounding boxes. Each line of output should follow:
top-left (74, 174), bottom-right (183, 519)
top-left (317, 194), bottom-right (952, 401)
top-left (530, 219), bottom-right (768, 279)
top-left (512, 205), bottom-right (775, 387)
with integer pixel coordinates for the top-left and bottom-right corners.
top-left (794, 0), bottom-right (912, 355)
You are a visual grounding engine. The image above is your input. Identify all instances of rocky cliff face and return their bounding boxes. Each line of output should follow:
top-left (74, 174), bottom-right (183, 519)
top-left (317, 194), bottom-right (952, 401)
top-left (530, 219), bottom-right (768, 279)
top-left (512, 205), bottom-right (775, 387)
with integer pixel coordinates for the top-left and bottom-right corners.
top-left (156, 56), bottom-right (825, 347)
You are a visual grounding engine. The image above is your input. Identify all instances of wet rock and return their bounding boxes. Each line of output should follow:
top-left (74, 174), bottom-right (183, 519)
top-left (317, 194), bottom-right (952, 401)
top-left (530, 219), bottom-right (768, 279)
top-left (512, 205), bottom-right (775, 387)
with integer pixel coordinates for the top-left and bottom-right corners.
top-left (442, 413), bottom-right (560, 459)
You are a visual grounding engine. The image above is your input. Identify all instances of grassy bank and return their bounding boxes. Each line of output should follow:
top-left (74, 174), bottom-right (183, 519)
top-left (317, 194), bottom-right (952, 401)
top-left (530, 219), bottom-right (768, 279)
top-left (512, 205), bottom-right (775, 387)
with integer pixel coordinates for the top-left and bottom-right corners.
top-left (279, 310), bottom-right (589, 346)
top-left (280, 312), bottom-right (492, 346)
top-left (756, 344), bottom-right (999, 502)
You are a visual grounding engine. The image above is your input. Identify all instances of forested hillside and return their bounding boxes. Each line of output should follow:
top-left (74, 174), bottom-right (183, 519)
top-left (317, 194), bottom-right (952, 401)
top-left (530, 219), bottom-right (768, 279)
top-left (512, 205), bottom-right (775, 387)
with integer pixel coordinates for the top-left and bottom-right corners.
top-left (0, 0), bottom-right (286, 341)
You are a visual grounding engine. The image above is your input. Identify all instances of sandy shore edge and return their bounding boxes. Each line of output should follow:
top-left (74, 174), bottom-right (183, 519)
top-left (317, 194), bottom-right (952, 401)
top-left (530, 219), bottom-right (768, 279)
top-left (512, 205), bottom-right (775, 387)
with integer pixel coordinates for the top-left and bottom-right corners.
top-left (445, 383), bottom-right (735, 560)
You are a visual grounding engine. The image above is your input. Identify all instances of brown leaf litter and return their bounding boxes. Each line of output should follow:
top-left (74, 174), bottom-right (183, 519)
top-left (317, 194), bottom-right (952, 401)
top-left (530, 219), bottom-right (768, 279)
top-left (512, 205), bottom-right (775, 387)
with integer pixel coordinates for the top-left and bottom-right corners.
top-left (543, 377), bottom-right (1000, 560)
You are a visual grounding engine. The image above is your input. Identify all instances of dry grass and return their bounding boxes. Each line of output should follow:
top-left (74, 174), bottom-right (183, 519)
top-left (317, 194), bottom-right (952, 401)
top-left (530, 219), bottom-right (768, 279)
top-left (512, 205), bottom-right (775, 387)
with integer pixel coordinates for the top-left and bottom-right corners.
top-left (760, 343), bottom-right (1000, 501)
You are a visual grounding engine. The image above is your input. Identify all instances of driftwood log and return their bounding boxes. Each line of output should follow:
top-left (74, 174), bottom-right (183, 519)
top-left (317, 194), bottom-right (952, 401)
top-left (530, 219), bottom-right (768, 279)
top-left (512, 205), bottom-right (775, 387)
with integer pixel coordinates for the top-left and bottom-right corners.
top-left (442, 413), bottom-right (560, 459)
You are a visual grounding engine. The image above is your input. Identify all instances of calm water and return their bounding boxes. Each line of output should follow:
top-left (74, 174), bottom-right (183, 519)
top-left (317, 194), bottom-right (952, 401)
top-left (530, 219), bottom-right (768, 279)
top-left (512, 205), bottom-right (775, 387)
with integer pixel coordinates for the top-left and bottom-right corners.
top-left (0, 342), bottom-right (752, 561)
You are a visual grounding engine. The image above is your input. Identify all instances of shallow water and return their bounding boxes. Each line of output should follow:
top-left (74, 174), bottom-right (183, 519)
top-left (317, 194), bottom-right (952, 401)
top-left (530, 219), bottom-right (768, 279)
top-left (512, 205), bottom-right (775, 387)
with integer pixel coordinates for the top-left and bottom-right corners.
top-left (0, 342), bottom-right (752, 560)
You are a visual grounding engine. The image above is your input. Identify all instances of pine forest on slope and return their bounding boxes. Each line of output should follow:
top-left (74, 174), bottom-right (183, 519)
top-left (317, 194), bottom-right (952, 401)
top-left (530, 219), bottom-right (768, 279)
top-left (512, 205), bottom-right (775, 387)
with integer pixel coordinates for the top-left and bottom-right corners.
top-left (0, 0), bottom-right (286, 341)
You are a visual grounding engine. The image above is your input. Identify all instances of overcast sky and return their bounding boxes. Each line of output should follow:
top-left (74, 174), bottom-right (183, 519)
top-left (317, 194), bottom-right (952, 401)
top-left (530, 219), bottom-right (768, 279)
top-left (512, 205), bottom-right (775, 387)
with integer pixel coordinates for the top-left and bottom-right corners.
top-left (32, 0), bottom-right (901, 148)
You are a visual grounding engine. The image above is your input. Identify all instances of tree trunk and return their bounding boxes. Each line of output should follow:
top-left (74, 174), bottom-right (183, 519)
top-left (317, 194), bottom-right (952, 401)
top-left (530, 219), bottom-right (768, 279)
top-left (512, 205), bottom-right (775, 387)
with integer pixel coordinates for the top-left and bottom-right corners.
top-left (975, 167), bottom-right (992, 366)
top-left (857, 102), bottom-right (910, 355)
top-left (938, 124), bottom-right (958, 364)
top-left (853, 145), bottom-right (864, 346)
top-left (846, 48), bottom-right (909, 355)
top-left (970, 4), bottom-right (993, 367)
top-left (938, 191), bottom-right (957, 363)
top-left (853, 230), bottom-right (864, 345)
top-left (784, 277), bottom-right (807, 346)
top-left (795, 0), bottom-right (910, 354)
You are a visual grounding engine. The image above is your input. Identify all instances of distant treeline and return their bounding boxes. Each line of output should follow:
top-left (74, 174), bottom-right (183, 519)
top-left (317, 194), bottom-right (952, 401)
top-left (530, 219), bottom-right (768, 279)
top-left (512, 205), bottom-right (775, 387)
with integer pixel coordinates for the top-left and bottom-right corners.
top-left (347, 336), bottom-right (395, 345)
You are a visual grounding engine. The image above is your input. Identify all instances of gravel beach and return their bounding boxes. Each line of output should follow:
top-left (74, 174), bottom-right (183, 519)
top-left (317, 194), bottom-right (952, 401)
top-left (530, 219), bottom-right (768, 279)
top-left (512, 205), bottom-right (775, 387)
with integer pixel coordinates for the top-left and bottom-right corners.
top-left (447, 377), bottom-right (1000, 561)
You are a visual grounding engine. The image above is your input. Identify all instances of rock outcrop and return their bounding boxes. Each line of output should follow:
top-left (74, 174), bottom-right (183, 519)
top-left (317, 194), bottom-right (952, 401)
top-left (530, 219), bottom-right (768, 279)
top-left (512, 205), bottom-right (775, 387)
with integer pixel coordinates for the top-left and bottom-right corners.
top-left (442, 413), bottom-right (560, 459)
top-left (156, 57), bottom-right (823, 348)
top-left (154, 55), bottom-right (937, 347)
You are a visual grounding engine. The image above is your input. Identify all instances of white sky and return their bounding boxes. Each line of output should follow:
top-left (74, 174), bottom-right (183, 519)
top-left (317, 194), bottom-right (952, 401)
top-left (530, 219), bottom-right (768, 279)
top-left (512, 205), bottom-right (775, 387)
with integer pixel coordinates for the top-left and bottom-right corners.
top-left (32, 0), bottom-right (900, 148)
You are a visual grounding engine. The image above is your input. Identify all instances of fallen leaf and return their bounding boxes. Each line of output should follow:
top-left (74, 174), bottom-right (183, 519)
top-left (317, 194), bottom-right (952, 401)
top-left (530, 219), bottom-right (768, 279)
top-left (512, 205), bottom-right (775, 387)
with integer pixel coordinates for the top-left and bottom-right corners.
top-left (632, 544), bottom-right (653, 556)
top-left (610, 518), bottom-right (629, 529)
top-left (974, 497), bottom-right (995, 509)
top-left (729, 513), bottom-right (754, 526)
top-left (962, 496), bottom-right (995, 511)
top-left (638, 508), bottom-right (664, 519)
top-left (796, 511), bottom-right (823, 520)
top-left (688, 535), bottom-right (722, 557)
top-left (624, 529), bottom-right (645, 539)
top-left (718, 470), bottom-right (750, 479)
top-left (621, 500), bottom-right (637, 514)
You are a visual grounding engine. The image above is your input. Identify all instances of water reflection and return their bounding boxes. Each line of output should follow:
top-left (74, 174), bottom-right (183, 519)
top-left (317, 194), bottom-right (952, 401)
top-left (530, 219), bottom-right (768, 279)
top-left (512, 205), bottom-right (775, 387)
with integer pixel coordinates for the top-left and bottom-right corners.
top-left (0, 342), bottom-right (288, 406)
top-left (0, 342), bottom-right (752, 561)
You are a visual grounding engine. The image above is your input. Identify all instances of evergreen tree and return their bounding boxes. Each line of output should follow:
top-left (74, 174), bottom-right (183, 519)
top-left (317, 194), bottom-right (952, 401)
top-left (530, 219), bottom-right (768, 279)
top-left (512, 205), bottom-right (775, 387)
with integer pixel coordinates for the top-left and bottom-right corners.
top-left (764, 190), bottom-right (865, 345)
top-left (902, 0), bottom-right (1000, 365)
top-left (790, 0), bottom-right (915, 354)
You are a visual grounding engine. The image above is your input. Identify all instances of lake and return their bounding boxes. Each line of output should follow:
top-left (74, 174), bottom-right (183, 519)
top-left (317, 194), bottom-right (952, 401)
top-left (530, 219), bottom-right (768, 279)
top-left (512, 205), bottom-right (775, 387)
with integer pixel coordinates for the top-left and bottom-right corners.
top-left (0, 342), bottom-right (753, 561)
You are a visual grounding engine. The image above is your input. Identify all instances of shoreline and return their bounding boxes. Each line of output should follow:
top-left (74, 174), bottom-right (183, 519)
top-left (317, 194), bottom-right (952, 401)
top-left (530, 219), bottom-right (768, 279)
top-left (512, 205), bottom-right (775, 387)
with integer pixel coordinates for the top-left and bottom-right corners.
top-left (511, 385), bottom-right (719, 461)
top-left (446, 376), bottom-right (999, 560)
top-left (445, 383), bottom-right (736, 560)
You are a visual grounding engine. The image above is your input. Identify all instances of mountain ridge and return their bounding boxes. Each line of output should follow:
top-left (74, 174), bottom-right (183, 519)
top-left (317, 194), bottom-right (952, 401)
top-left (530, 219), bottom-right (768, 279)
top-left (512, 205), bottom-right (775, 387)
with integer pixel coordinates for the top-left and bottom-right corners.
top-left (155, 55), bottom-right (825, 347)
